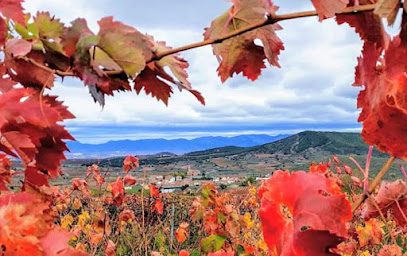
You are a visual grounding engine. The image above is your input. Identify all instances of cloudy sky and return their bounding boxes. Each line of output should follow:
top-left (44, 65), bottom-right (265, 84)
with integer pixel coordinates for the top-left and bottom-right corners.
top-left (22, 0), bottom-right (368, 143)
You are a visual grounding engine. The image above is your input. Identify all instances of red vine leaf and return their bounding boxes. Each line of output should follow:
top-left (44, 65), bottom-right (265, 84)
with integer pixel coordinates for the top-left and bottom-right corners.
top-left (377, 244), bottom-right (403, 256)
top-left (0, 0), bottom-right (25, 24)
top-left (62, 18), bottom-right (94, 57)
top-left (175, 222), bottom-right (189, 243)
top-left (104, 240), bottom-right (116, 256)
top-left (0, 64), bottom-right (16, 93)
top-left (5, 49), bottom-right (55, 89)
top-left (123, 174), bottom-right (136, 186)
top-left (0, 18), bottom-right (5, 46)
top-left (123, 155), bottom-right (139, 173)
top-left (0, 154), bottom-right (13, 191)
top-left (135, 36), bottom-right (205, 105)
top-left (179, 250), bottom-right (190, 256)
top-left (258, 171), bottom-right (352, 255)
top-left (67, 19), bottom-right (131, 106)
top-left (207, 252), bottom-right (234, 256)
top-left (71, 178), bottom-right (90, 197)
top-left (0, 192), bottom-right (86, 255)
top-left (204, 0), bottom-right (284, 82)
top-left (311, 0), bottom-right (349, 20)
top-left (110, 176), bottom-right (125, 205)
top-left (362, 179), bottom-right (407, 227)
top-left (5, 38), bottom-right (32, 57)
top-left (356, 16), bottom-right (407, 158)
top-left (0, 88), bottom-right (74, 187)
top-left (149, 184), bottom-right (159, 197)
top-left (154, 198), bottom-right (164, 214)
top-left (356, 218), bottom-right (384, 247)
top-left (134, 66), bottom-right (173, 105)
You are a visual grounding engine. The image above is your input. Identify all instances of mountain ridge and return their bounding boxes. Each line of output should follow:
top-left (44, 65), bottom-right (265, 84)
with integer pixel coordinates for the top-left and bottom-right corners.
top-left (67, 130), bottom-right (401, 180)
top-left (96, 130), bottom-right (388, 167)
top-left (66, 134), bottom-right (289, 158)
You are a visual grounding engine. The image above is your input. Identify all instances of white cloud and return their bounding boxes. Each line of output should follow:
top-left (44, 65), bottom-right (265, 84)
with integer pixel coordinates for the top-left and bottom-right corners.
top-left (23, 1), bottom-right (366, 142)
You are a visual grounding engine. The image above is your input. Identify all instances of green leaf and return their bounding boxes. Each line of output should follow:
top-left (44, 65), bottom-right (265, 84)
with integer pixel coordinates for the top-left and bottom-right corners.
top-left (97, 16), bottom-right (153, 78)
top-left (237, 244), bottom-right (245, 254)
top-left (34, 12), bottom-right (64, 39)
top-left (217, 212), bottom-right (226, 224)
top-left (15, 18), bottom-right (39, 40)
top-left (34, 12), bottom-right (65, 54)
top-left (201, 235), bottom-right (227, 253)
top-left (190, 250), bottom-right (200, 256)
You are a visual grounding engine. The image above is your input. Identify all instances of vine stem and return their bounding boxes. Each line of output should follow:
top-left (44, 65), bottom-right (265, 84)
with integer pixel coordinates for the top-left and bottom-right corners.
top-left (21, 3), bottom-right (378, 77)
top-left (151, 3), bottom-right (377, 61)
top-left (351, 156), bottom-right (395, 212)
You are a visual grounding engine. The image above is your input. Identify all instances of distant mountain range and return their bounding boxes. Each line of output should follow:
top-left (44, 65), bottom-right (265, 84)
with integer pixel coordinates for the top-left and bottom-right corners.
top-left (65, 134), bottom-right (289, 158)
top-left (69, 131), bottom-right (399, 180)
top-left (99, 131), bottom-right (384, 166)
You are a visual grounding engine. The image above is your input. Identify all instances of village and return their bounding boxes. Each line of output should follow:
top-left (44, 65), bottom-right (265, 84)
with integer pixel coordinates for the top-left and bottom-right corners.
top-left (123, 165), bottom-right (273, 193)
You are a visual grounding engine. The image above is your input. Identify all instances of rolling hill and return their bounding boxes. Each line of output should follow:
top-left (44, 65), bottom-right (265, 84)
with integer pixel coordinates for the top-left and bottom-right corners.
top-left (73, 131), bottom-right (400, 180)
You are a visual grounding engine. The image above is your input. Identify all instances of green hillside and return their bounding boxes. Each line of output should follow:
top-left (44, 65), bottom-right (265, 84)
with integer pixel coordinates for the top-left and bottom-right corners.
top-left (90, 131), bottom-right (402, 180)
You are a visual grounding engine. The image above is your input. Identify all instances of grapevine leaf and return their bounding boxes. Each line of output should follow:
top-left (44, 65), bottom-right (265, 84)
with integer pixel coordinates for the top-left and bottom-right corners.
top-left (133, 39), bottom-right (205, 105)
top-left (0, 131), bottom-right (36, 164)
top-left (0, 88), bottom-right (74, 187)
top-left (0, 154), bottom-right (12, 191)
top-left (175, 222), bottom-right (189, 243)
top-left (0, 63), bottom-right (16, 92)
top-left (39, 229), bottom-right (76, 255)
top-left (67, 21), bottom-right (131, 106)
top-left (62, 18), bottom-right (93, 57)
top-left (208, 252), bottom-right (233, 256)
top-left (258, 171), bottom-right (352, 256)
top-left (110, 176), bottom-right (124, 205)
top-left (5, 49), bottom-right (55, 89)
top-left (356, 218), bottom-right (384, 247)
top-left (71, 178), bottom-right (90, 196)
top-left (204, 0), bottom-right (284, 82)
top-left (378, 244), bottom-right (403, 256)
top-left (201, 235), bottom-right (227, 253)
top-left (149, 184), bottom-right (159, 197)
top-left (0, 17), bottom-right (6, 46)
top-left (5, 38), bottom-right (32, 57)
top-left (34, 12), bottom-right (64, 39)
top-left (134, 66), bottom-right (173, 105)
top-left (336, 3), bottom-right (389, 60)
top-left (154, 198), bottom-right (164, 214)
top-left (97, 16), bottom-right (153, 78)
top-left (0, 0), bottom-right (25, 24)
top-left (311, 0), bottom-right (349, 20)
top-left (123, 174), bottom-right (136, 186)
top-left (123, 155), bottom-right (139, 173)
top-left (34, 11), bottom-right (66, 55)
top-left (336, 1), bottom-right (389, 87)
top-left (362, 180), bottom-right (407, 227)
top-left (151, 38), bottom-right (191, 89)
top-left (104, 240), bottom-right (116, 256)
top-left (179, 250), bottom-right (190, 256)
top-left (14, 14), bottom-right (39, 40)
top-left (145, 37), bottom-right (205, 105)
top-left (355, 15), bottom-right (407, 158)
